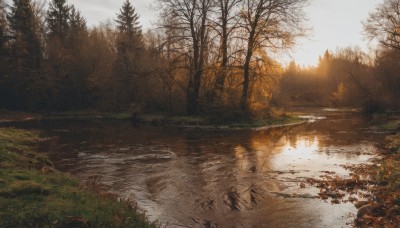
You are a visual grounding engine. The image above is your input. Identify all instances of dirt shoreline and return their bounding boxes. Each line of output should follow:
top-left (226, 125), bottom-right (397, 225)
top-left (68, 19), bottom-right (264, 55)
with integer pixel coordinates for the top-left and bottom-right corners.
top-left (306, 119), bottom-right (400, 227)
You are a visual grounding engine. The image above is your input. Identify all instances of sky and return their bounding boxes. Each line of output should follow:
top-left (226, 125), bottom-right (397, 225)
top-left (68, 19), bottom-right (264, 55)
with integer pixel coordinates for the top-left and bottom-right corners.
top-left (69, 0), bottom-right (383, 67)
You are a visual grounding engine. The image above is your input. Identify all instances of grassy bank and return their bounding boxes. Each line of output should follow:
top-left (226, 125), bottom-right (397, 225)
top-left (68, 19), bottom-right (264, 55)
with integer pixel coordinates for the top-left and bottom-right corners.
top-left (135, 113), bottom-right (303, 128)
top-left (0, 110), bottom-right (305, 129)
top-left (0, 128), bottom-right (155, 227)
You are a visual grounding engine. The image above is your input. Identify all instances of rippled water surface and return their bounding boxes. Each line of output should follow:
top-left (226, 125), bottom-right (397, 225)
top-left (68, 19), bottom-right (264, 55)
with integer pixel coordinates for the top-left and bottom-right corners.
top-left (18, 110), bottom-right (385, 227)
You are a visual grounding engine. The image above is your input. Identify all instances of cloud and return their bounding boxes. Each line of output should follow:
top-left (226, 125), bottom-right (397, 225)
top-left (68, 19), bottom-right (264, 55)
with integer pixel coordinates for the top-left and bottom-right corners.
top-left (69, 0), bottom-right (155, 28)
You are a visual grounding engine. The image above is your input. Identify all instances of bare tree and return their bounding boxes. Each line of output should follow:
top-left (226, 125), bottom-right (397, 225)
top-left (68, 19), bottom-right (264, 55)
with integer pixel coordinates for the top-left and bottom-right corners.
top-left (159, 24), bottom-right (189, 112)
top-left (157, 0), bottom-right (214, 115)
top-left (239, 0), bottom-right (308, 109)
top-left (212, 0), bottom-right (242, 98)
top-left (363, 0), bottom-right (400, 50)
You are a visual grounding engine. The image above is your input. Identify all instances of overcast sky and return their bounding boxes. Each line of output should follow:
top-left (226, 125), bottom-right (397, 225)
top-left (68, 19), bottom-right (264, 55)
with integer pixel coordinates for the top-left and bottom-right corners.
top-left (68, 0), bottom-right (382, 66)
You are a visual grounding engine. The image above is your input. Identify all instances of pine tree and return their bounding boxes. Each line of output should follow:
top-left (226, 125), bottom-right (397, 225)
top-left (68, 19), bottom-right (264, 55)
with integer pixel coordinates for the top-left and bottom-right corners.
top-left (65, 5), bottom-right (90, 109)
top-left (69, 6), bottom-right (86, 35)
top-left (115, 0), bottom-right (141, 46)
top-left (0, 0), bottom-right (6, 50)
top-left (68, 5), bottom-right (87, 48)
top-left (46, 0), bottom-right (70, 40)
top-left (0, 0), bottom-right (8, 95)
top-left (46, 2), bottom-right (92, 110)
top-left (0, 0), bottom-right (8, 70)
top-left (112, 0), bottom-right (142, 109)
top-left (7, 0), bottom-right (42, 72)
top-left (6, 0), bottom-right (42, 109)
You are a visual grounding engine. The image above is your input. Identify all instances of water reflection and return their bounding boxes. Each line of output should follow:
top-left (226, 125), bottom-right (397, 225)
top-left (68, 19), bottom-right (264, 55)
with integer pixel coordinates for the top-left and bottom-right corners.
top-left (281, 137), bottom-right (320, 157)
top-left (19, 113), bottom-right (383, 227)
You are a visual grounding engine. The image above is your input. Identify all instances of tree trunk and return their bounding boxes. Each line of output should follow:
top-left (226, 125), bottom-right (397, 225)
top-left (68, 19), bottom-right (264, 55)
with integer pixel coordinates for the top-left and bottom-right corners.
top-left (241, 31), bottom-right (255, 110)
top-left (213, 21), bottom-right (228, 98)
top-left (187, 67), bottom-right (203, 114)
top-left (186, 0), bottom-right (209, 115)
top-left (241, 54), bottom-right (251, 109)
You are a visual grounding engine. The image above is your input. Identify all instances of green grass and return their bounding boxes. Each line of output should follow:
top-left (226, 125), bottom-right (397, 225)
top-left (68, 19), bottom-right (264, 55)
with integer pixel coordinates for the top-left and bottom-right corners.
top-left (137, 114), bottom-right (166, 122)
top-left (136, 114), bottom-right (206, 124)
top-left (377, 120), bottom-right (400, 131)
top-left (136, 113), bottom-right (303, 128)
top-left (386, 135), bottom-right (400, 153)
top-left (4, 109), bottom-right (304, 129)
top-left (168, 115), bottom-right (206, 124)
top-left (227, 116), bottom-right (304, 128)
top-left (104, 112), bottom-right (132, 120)
top-left (42, 111), bottom-right (133, 121)
top-left (0, 128), bottom-right (155, 228)
top-left (0, 128), bottom-right (52, 169)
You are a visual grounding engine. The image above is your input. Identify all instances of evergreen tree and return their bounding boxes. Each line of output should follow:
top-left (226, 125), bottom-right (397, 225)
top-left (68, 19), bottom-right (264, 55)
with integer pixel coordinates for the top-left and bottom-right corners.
top-left (112, 0), bottom-right (142, 108)
top-left (68, 5), bottom-right (87, 48)
top-left (69, 6), bottom-right (86, 35)
top-left (46, 0), bottom-right (70, 40)
top-left (46, 2), bottom-right (92, 110)
top-left (0, 0), bottom-right (8, 106)
top-left (115, 0), bottom-right (141, 46)
top-left (8, 0), bottom-right (42, 70)
top-left (65, 5), bottom-right (91, 109)
top-left (0, 0), bottom-right (6, 50)
top-left (6, 0), bottom-right (42, 109)
top-left (0, 0), bottom-right (7, 62)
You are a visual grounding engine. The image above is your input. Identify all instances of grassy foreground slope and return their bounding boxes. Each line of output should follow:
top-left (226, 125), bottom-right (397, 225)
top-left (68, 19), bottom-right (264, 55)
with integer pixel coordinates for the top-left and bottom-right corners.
top-left (0, 128), bottom-right (155, 228)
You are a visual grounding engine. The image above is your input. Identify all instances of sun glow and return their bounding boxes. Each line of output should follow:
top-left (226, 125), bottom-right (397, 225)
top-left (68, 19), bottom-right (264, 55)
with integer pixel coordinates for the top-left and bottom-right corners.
top-left (267, 136), bottom-right (322, 172)
top-left (280, 136), bottom-right (320, 160)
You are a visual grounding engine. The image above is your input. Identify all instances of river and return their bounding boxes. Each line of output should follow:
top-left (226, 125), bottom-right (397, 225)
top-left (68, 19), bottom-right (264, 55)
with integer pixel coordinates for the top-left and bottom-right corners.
top-left (8, 109), bottom-right (384, 227)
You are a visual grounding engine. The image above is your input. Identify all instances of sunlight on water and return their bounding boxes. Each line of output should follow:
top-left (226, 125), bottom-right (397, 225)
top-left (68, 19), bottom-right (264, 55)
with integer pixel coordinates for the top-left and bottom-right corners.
top-left (280, 136), bottom-right (319, 160)
top-left (248, 133), bottom-right (376, 177)
top-left (31, 111), bottom-right (383, 228)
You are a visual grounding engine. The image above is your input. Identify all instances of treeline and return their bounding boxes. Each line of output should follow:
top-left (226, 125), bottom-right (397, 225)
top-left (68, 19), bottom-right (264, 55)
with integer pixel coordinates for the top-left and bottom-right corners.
top-left (0, 0), bottom-right (148, 111)
top-left (0, 0), bottom-right (399, 116)
top-left (275, 0), bottom-right (400, 111)
top-left (274, 47), bottom-right (400, 110)
top-left (0, 0), bottom-right (308, 117)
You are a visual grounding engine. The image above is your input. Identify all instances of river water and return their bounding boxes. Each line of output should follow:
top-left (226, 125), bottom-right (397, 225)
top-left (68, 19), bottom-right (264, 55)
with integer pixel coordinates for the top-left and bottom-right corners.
top-left (11, 110), bottom-right (385, 227)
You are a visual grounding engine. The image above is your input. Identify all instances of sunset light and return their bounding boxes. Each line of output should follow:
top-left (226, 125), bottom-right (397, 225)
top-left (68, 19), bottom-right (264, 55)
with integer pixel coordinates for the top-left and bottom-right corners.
top-left (1, 0), bottom-right (399, 227)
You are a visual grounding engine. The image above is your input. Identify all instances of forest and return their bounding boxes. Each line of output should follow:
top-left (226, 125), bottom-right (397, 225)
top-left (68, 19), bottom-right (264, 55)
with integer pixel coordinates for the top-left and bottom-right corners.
top-left (1, 0), bottom-right (400, 227)
top-left (0, 0), bottom-right (397, 119)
